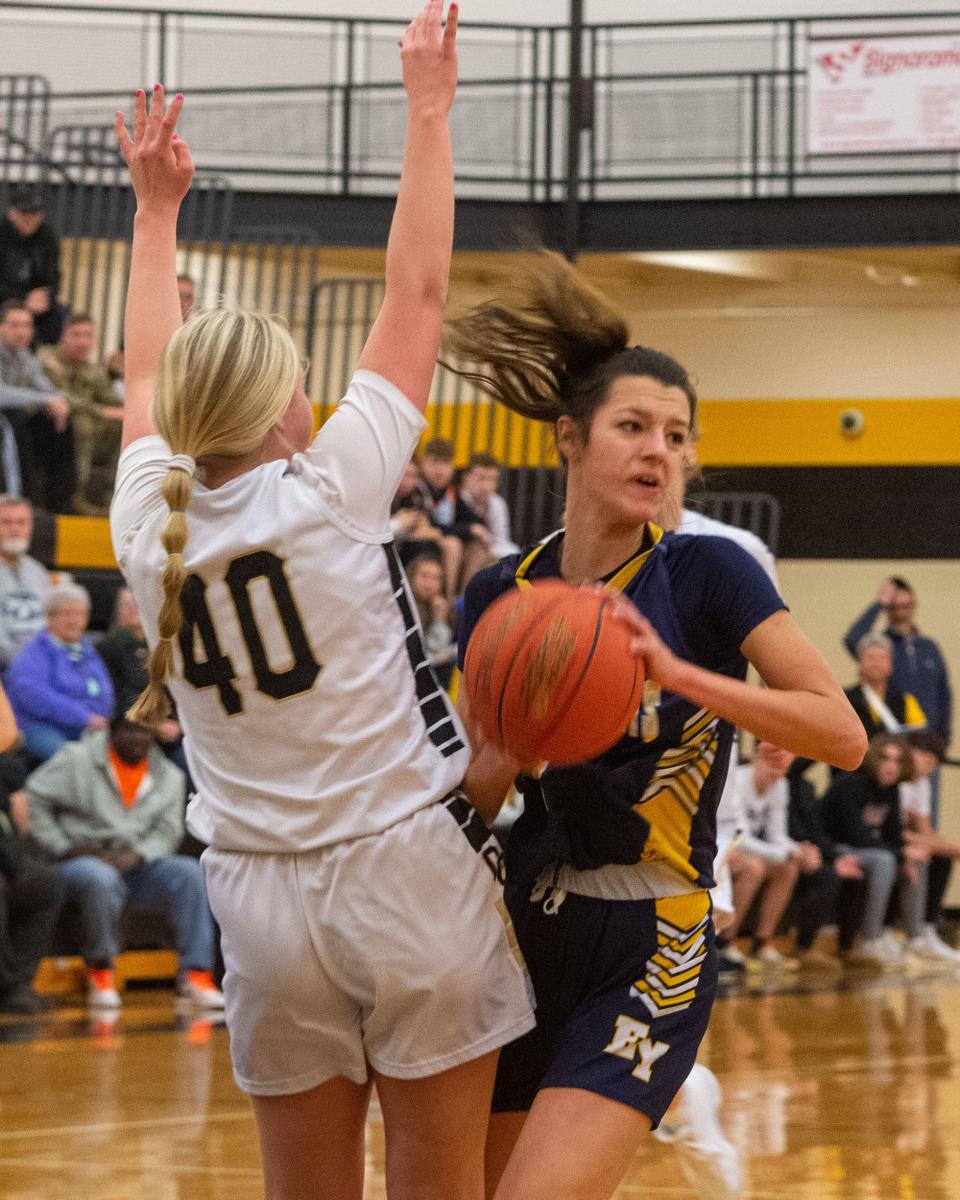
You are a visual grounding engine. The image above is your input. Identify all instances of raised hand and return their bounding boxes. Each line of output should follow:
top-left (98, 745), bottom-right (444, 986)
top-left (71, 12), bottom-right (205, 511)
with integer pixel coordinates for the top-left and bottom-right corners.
top-left (115, 84), bottom-right (195, 212)
top-left (401, 0), bottom-right (458, 116)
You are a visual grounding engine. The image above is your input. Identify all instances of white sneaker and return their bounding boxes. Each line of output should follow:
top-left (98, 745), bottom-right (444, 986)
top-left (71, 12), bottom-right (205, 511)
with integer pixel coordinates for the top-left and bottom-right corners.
top-left (754, 945), bottom-right (799, 971)
top-left (655, 1065), bottom-right (743, 1200)
top-left (87, 967), bottom-right (122, 1009)
top-left (177, 970), bottom-right (225, 1009)
top-left (880, 930), bottom-right (904, 962)
top-left (909, 928), bottom-right (960, 962)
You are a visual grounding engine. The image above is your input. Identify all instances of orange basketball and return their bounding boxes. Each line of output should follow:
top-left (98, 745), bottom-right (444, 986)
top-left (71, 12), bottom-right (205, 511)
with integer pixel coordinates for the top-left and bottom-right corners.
top-left (463, 580), bottom-right (645, 765)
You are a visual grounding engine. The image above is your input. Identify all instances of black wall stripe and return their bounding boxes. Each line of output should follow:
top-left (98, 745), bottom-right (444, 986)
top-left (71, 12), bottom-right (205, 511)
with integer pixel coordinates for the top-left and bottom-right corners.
top-left (384, 543), bottom-right (466, 758)
top-left (693, 467), bottom-right (960, 559)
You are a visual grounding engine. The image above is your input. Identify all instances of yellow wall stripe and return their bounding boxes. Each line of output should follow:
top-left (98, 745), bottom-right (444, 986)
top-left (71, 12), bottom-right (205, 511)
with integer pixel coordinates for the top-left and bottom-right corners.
top-left (56, 516), bottom-right (116, 570)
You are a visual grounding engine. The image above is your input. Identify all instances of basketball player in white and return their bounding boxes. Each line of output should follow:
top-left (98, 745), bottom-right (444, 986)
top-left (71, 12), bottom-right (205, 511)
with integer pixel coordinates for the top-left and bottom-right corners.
top-left (109, 6), bottom-right (534, 1199)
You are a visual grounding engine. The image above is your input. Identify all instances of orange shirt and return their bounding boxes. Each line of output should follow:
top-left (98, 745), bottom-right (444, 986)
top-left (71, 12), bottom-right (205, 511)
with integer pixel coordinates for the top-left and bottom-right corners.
top-left (108, 746), bottom-right (149, 809)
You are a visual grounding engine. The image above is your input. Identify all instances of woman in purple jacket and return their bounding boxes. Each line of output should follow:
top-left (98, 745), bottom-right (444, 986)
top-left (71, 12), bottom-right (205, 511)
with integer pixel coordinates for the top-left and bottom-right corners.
top-left (6, 581), bottom-right (114, 761)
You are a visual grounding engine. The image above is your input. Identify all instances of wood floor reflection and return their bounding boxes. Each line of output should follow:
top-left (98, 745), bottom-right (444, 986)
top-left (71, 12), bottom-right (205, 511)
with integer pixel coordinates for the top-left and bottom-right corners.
top-left (2, 969), bottom-right (960, 1198)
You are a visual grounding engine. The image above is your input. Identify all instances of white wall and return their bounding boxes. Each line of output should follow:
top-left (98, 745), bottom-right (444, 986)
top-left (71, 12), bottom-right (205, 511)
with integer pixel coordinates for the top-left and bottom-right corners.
top-left (39, 0), bottom-right (960, 20)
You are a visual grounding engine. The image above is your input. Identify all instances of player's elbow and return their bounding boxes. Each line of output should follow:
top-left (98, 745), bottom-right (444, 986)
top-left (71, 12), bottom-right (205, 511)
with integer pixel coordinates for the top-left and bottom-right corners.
top-left (830, 717), bottom-right (868, 773)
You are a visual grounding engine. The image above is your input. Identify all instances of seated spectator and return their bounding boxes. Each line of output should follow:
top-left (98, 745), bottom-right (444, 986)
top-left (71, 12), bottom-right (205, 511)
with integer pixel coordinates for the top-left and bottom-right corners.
top-left (0, 300), bottom-right (74, 511)
top-left (0, 184), bottom-right (66, 346)
top-left (417, 438), bottom-right (466, 597)
top-left (97, 587), bottom-right (187, 774)
top-left (25, 717), bottom-right (221, 1009)
top-left (714, 741), bottom-right (802, 969)
top-left (821, 733), bottom-right (928, 967)
top-left (407, 554), bottom-right (456, 687)
top-left (452, 452), bottom-right (518, 591)
top-left (845, 631), bottom-right (926, 741)
top-left (0, 495), bottom-right (49, 669)
top-left (900, 731), bottom-right (960, 961)
top-left (0, 679), bottom-right (63, 1013)
top-left (787, 769), bottom-right (865, 973)
top-left (6, 582), bottom-right (114, 762)
top-left (38, 314), bottom-right (123, 514)
top-left (390, 458), bottom-right (446, 567)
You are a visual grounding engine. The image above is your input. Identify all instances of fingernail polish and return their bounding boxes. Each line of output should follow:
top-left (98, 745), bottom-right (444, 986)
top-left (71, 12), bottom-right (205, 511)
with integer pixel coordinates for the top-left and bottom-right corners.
top-left (154, 83), bottom-right (162, 91)
top-left (135, 89), bottom-right (144, 97)
top-left (175, 93), bottom-right (184, 101)
top-left (172, 133), bottom-right (180, 141)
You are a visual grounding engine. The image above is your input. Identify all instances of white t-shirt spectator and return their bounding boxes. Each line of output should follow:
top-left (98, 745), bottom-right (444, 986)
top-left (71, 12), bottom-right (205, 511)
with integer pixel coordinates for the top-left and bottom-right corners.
top-left (729, 761), bottom-right (798, 864)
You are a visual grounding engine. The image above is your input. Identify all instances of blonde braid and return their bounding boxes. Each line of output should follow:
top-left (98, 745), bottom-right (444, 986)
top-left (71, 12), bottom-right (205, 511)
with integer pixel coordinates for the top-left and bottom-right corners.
top-left (127, 464), bottom-right (193, 726)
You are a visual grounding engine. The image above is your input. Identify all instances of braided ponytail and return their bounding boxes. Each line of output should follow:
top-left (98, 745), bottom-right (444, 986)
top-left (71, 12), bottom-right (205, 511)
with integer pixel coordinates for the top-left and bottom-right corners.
top-left (127, 461), bottom-right (194, 726)
top-left (125, 307), bottom-right (301, 726)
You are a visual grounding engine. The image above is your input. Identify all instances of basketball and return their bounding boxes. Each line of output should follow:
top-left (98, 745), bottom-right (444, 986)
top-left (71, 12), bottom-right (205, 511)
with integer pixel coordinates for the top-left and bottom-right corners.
top-left (463, 580), bottom-right (646, 765)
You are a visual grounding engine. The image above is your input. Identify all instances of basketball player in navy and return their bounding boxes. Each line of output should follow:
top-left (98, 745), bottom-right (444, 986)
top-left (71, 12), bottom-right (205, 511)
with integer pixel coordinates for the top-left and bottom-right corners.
top-left (109, 7), bottom-right (534, 1198)
top-left (448, 253), bottom-right (866, 1200)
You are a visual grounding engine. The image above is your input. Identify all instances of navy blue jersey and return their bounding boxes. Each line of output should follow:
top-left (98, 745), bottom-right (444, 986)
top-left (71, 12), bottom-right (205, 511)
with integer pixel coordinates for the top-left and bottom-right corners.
top-left (459, 525), bottom-right (786, 890)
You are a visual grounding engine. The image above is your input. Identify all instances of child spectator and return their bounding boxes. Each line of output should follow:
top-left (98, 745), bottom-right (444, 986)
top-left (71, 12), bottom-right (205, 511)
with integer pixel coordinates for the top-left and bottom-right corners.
top-left (714, 741), bottom-right (803, 969)
top-left (821, 733), bottom-right (928, 967)
top-left (407, 554), bottom-right (456, 687)
top-left (390, 459), bottom-right (446, 567)
top-left (900, 731), bottom-right (960, 961)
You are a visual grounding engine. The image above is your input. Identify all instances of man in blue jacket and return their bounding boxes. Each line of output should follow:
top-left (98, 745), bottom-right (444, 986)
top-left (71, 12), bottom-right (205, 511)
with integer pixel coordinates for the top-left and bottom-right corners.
top-left (845, 576), bottom-right (952, 822)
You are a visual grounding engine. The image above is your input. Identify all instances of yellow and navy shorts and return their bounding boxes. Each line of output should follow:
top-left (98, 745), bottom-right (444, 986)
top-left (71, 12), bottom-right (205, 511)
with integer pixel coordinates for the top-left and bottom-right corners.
top-left (492, 886), bottom-right (716, 1128)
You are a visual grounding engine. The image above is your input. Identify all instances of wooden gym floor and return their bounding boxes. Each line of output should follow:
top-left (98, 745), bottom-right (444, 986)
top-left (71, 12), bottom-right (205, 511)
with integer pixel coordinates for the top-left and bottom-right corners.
top-left (2, 966), bottom-right (960, 1199)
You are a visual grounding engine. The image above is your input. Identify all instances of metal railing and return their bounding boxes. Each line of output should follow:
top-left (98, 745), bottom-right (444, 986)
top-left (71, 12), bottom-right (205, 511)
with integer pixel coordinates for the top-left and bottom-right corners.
top-left (3, 4), bottom-right (960, 200)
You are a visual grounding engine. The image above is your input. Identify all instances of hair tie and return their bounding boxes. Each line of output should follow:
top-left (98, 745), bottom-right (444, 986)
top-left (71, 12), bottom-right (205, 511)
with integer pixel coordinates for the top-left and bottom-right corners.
top-left (169, 453), bottom-right (196, 477)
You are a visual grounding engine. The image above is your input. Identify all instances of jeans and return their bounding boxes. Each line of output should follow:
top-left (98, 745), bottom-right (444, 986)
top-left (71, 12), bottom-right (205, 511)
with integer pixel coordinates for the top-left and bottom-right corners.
top-left (58, 854), bottom-right (216, 970)
top-left (23, 723), bottom-right (84, 763)
top-left (835, 845), bottom-right (897, 944)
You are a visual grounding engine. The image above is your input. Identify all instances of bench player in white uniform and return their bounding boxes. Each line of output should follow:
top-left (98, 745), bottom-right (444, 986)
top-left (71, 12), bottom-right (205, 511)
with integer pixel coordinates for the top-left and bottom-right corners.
top-left (108, 7), bottom-right (535, 1199)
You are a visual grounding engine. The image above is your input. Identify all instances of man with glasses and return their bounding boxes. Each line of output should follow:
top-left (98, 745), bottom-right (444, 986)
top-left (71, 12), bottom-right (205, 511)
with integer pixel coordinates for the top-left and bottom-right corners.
top-left (844, 577), bottom-right (952, 824)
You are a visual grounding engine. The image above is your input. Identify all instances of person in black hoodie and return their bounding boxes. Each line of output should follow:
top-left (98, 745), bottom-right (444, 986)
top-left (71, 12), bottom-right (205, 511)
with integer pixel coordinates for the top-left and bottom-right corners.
top-left (821, 733), bottom-right (926, 967)
top-left (788, 770), bottom-right (869, 971)
top-left (0, 185), bottom-right (65, 347)
top-left (0, 680), bottom-right (64, 1013)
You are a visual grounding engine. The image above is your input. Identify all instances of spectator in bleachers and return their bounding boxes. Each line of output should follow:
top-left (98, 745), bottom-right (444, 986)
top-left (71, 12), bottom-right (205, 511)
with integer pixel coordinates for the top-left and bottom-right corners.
top-left (0, 184), bottom-right (65, 346)
top-left (6, 582), bottom-right (113, 762)
top-left (451, 451), bottom-right (518, 592)
top-left (844, 631), bottom-right (927, 741)
top-left (25, 716), bottom-right (222, 1010)
top-left (417, 437), bottom-right (466, 598)
top-left (390, 458), bottom-right (446, 567)
top-left (844, 577), bottom-right (951, 822)
top-left (0, 495), bottom-right (49, 669)
top-left (0, 678), bottom-right (64, 1013)
top-left (106, 348), bottom-right (125, 403)
top-left (900, 731), bottom-right (960, 961)
top-left (97, 586), bottom-right (187, 774)
top-left (821, 733), bottom-right (928, 967)
top-left (176, 273), bottom-right (196, 321)
top-left (787, 769), bottom-right (865, 973)
top-left (0, 300), bottom-right (74, 511)
top-left (38, 313), bottom-right (124, 514)
top-left (714, 741), bottom-right (803, 970)
top-left (407, 554), bottom-right (456, 687)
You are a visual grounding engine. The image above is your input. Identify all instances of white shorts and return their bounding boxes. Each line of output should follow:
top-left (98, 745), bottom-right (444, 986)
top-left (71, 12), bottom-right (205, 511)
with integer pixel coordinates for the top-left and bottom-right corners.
top-left (202, 794), bottom-right (536, 1096)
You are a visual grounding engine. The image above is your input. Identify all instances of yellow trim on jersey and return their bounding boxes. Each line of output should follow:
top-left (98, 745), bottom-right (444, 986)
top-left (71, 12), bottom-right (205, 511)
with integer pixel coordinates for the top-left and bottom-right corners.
top-left (631, 892), bottom-right (711, 1019)
top-left (638, 708), bottom-right (721, 883)
top-left (513, 524), bottom-right (664, 591)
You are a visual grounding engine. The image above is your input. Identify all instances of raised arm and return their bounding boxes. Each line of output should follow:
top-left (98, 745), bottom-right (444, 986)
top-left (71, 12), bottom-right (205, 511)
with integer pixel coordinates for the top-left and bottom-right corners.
top-left (114, 85), bottom-right (195, 448)
top-left (358, 0), bottom-right (458, 411)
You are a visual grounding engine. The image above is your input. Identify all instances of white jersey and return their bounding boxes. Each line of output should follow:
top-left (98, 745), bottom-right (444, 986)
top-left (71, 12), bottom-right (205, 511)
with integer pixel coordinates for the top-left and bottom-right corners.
top-left (679, 508), bottom-right (779, 589)
top-left (110, 370), bottom-right (470, 853)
